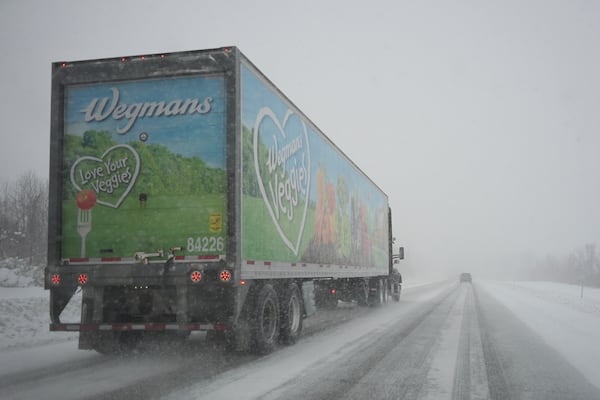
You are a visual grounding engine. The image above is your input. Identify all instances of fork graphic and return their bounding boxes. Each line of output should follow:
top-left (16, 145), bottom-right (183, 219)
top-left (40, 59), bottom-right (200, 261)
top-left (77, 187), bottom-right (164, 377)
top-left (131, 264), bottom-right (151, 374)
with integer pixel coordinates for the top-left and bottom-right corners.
top-left (77, 209), bottom-right (92, 258)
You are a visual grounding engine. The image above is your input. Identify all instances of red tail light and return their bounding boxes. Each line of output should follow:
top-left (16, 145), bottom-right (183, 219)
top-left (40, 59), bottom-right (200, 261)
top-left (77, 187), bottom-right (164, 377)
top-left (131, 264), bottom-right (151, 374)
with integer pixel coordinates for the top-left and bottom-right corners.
top-left (330, 288), bottom-right (336, 295)
top-left (78, 274), bottom-right (88, 285)
top-left (190, 270), bottom-right (202, 283)
top-left (219, 270), bottom-right (232, 282)
top-left (51, 274), bottom-right (61, 285)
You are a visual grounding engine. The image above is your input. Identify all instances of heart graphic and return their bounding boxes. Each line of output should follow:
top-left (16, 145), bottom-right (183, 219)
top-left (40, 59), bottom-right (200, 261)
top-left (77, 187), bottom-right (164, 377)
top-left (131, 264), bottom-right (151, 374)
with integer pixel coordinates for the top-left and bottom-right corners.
top-left (70, 144), bottom-right (141, 209)
top-left (253, 108), bottom-right (311, 256)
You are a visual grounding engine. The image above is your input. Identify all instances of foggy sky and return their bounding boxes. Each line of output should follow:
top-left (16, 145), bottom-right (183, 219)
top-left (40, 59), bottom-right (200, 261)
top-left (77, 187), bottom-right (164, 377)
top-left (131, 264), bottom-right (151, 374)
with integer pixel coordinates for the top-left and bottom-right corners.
top-left (1, 0), bottom-right (599, 279)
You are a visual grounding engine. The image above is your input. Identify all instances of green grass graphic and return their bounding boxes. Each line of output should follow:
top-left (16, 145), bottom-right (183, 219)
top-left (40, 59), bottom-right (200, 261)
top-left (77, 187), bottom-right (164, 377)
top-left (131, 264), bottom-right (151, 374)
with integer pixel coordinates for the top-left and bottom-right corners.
top-left (61, 194), bottom-right (226, 259)
top-left (242, 195), bottom-right (314, 262)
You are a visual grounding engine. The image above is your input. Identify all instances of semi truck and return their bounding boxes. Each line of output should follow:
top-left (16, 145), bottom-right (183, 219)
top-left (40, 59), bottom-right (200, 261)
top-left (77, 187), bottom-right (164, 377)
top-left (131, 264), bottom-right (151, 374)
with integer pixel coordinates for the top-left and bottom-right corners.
top-left (45, 46), bottom-right (402, 353)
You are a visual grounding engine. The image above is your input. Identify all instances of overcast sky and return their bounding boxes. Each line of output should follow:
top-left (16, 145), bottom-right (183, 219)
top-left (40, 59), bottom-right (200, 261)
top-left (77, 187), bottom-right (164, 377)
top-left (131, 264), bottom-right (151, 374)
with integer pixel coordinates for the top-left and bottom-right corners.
top-left (1, 0), bottom-right (599, 279)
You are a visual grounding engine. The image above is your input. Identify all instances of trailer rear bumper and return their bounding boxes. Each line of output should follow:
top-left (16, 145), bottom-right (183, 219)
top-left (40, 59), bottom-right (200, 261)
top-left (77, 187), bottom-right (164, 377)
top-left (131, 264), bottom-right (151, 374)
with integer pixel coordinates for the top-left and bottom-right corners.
top-left (50, 322), bottom-right (230, 332)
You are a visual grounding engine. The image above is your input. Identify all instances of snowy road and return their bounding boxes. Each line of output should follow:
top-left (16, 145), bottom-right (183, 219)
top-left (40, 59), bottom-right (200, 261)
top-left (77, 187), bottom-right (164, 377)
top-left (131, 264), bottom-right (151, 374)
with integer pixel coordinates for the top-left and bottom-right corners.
top-left (2, 281), bottom-right (600, 399)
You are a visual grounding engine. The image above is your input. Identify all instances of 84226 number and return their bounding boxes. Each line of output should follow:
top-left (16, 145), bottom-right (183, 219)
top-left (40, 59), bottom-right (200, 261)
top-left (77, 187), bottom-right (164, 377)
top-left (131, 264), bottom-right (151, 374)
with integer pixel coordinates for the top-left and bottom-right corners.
top-left (187, 236), bottom-right (224, 252)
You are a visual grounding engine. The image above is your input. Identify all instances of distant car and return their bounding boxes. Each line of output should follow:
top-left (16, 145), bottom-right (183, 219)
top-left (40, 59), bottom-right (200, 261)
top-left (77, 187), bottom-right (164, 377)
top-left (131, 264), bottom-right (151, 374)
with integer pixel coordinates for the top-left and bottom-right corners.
top-left (460, 273), bottom-right (472, 283)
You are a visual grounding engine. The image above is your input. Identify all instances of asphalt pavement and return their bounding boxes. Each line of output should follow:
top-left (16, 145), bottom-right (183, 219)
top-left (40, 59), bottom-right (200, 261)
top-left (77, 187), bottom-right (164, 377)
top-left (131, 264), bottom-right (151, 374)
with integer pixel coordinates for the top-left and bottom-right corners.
top-left (4, 281), bottom-right (600, 400)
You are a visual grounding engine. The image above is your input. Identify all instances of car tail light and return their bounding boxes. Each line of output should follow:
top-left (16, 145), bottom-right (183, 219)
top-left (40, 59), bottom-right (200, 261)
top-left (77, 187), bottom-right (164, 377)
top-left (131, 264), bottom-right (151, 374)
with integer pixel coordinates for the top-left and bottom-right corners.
top-left (219, 270), bottom-right (232, 282)
top-left (190, 270), bottom-right (202, 283)
top-left (51, 274), bottom-right (61, 285)
top-left (78, 274), bottom-right (88, 285)
top-left (330, 288), bottom-right (336, 295)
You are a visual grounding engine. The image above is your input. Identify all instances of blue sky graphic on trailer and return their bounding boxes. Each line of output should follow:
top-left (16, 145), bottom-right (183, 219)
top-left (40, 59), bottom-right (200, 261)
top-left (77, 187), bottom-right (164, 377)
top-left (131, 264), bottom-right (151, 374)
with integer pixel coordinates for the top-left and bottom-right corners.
top-left (65, 76), bottom-right (226, 168)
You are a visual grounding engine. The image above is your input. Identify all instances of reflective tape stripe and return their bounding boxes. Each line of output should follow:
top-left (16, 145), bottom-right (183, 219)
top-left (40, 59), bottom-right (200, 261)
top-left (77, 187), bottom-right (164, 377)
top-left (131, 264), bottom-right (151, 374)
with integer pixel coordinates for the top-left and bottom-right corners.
top-left (50, 322), bottom-right (227, 331)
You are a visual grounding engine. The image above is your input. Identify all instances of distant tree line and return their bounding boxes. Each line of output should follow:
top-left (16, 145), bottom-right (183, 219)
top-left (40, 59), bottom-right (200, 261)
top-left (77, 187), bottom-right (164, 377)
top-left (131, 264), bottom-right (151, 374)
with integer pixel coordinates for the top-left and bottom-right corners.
top-left (63, 131), bottom-right (226, 199)
top-left (0, 172), bottom-right (48, 270)
top-left (528, 243), bottom-right (600, 288)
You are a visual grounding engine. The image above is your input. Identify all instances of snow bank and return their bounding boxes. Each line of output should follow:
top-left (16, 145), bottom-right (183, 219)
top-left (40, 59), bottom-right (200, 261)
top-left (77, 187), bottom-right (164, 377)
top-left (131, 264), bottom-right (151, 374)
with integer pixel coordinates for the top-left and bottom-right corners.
top-left (0, 258), bottom-right (82, 350)
top-left (0, 258), bottom-right (44, 287)
top-left (0, 286), bottom-right (80, 350)
top-left (480, 281), bottom-right (600, 390)
top-left (0, 267), bottom-right (34, 287)
top-left (510, 281), bottom-right (600, 315)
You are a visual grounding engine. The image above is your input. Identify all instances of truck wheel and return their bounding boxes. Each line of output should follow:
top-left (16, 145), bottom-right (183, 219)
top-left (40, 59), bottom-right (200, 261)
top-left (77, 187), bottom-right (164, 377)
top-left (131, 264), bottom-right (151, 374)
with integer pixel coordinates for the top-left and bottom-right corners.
top-left (392, 282), bottom-right (401, 302)
top-left (251, 284), bottom-right (280, 354)
top-left (382, 279), bottom-right (388, 304)
top-left (92, 331), bottom-right (140, 354)
top-left (356, 279), bottom-right (369, 306)
top-left (279, 282), bottom-right (303, 345)
top-left (371, 279), bottom-right (385, 306)
top-left (391, 268), bottom-right (401, 302)
top-left (90, 332), bottom-right (117, 354)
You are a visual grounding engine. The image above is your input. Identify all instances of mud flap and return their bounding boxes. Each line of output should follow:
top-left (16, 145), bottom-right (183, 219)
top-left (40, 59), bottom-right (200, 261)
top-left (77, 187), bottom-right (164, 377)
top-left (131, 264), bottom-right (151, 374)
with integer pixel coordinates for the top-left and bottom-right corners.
top-left (302, 281), bottom-right (316, 317)
top-left (50, 286), bottom-right (77, 323)
top-left (79, 286), bottom-right (104, 350)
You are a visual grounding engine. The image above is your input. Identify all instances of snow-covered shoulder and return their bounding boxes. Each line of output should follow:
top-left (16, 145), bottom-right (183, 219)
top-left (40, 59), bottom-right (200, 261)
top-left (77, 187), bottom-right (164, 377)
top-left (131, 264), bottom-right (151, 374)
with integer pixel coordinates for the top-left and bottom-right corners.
top-left (479, 281), bottom-right (600, 390)
top-left (0, 285), bottom-right (81, 351)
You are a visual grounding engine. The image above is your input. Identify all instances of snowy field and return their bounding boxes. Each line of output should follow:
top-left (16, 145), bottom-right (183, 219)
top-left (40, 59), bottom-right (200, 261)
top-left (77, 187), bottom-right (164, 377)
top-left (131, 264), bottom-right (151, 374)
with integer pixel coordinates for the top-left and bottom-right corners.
top-left (478, 280), bottom-right (600, 390)
top-left (0, 286), bottom-right (81, 350)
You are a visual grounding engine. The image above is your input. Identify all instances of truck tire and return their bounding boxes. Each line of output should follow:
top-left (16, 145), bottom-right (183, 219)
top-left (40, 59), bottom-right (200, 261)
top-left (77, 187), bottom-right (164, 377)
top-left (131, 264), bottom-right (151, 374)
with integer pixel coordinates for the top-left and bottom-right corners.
top-left (391, 282), bottom-right (401, 302)
top-left (391, 268), bottom-right (401, 302)
top-left (90, 332), bottom-right (117, 354)
top-left (382, 279), bottom-right (388, 304)
top-left (378, 279), bottom-right (385, 305)
top-left (92, 331), bottom-right (140, 354)
top-left (279, 282), bottom-right (303, 345)
top-left (356, 279), bottom-right (370, 306)
top-left (370, 279), bottom-right (385, 307)
top-left (251, 284), bottom-right (280, 354)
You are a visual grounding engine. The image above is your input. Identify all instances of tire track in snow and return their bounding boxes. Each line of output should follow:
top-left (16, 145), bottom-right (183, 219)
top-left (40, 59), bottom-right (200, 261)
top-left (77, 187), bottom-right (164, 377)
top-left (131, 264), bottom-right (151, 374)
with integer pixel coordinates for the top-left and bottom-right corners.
top-left (258, 283), bottom-right (460, 400)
